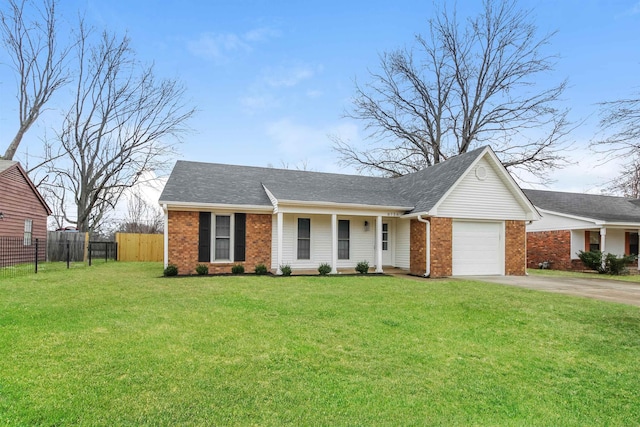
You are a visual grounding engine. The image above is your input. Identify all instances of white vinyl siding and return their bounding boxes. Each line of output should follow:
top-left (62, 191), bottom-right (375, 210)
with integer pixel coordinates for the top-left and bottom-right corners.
top-left (271, 214), bottom-right (377, 270)
top-left (527, 211), bottom-right (594, 232)
top-left (437, 157), bottom-right (529, 220)
top-left (395, 219), bottom-right (410, 269)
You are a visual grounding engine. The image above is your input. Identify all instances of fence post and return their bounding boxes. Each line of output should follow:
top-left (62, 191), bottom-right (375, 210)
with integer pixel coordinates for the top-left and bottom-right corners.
top-left (105, 242), bottom-right (108, 263)
top-left (35, 238), bottom-right (39, 274)
top-left (66, 241), bottom-right (70, 269)
top-left (88, 242), bottom-right (92, 266)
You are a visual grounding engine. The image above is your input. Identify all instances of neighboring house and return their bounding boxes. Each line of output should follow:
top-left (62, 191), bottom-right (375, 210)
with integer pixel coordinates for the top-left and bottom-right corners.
top-left (524, 189), bottom-right (640, 271)
top-left (159, 146), bottom-right (540, 276)
top-left (0, 160), bottom-right (52, 263)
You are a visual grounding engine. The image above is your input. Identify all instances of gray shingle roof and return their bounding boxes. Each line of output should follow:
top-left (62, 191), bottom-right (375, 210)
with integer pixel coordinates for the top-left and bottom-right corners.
top-left (159, 146), bottom-right (490, 213)
top-left (524, 189), bottom-right (640, 223)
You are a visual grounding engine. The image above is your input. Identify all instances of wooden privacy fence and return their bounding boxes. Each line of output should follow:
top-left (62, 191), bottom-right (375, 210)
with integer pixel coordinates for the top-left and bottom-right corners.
top-left (115, 233), bottom-right (163, 262)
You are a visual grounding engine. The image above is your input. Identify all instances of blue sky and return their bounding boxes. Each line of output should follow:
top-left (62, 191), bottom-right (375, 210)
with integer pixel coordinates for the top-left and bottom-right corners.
top-left (2, 0), bottom-right (640, 198)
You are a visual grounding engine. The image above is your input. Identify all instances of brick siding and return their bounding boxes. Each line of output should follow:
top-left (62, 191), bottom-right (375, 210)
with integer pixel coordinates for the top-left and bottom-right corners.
top-left (409, 217), bottom-right (452, 278)
top-left (430, 217), bottom-right (452, 277)
top-left (505, 220), bottom-right (526, 275)
top-left (167, 210), bottom-right (272, 275)
top-left (244, 213), bottom-right (272, 272)
top-left (526, 230), bottom-right (575, 271)
top-left (409, 219), bottom-right (426, 276)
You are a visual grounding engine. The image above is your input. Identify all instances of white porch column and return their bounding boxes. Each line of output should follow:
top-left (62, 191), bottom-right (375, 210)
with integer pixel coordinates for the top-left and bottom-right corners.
top-left (163, 204), bottom-right (168, 268)
top-left (600, 227), bottom-right (607, 271)
top-left (637, 229), bottom-right (640, 271)
top-left (276, 211), bottom-right (283, 275)
top-left (331, 214), bottom-right (338, 274)
top-left (376, 215), bottom-right (383, 273)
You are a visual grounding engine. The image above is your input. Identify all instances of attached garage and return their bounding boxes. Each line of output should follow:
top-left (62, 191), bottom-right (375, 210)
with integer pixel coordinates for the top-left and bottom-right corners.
top-left (452, 221), bottom-right (504, 275)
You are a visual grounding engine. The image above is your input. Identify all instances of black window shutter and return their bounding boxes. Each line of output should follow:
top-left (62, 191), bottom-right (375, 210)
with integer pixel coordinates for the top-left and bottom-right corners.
top-left (198, 212), bottom-right (211, 262)
top-left (234, 213), bottom-right (246, 261)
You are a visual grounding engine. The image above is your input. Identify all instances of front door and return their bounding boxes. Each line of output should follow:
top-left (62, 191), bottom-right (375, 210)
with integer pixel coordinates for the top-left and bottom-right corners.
top-left (382, 222), bottom-right (392, 265)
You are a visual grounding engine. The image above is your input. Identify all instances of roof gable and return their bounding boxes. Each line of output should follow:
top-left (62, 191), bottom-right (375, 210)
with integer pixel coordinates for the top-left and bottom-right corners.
top-left (0, 160), bottom-right (52, 215)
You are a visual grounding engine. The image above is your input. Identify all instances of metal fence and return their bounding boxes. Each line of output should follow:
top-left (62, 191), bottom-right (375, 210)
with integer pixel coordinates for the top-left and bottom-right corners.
top-left (0, 237), bottom-right (44, 279)
top-left (88, 241), bottom-right (118, 265)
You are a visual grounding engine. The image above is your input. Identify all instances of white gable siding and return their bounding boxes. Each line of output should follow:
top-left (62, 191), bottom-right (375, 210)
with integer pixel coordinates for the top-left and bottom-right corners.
top-left (395, 218), bottom-right (410, 269)
top-left (436, 157), bottom-right (529, 220)
top-left (527, 211), bottom-right (595, 232)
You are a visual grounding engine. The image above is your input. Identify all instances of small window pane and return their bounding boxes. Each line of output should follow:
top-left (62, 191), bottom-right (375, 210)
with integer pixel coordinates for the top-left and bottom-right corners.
top-left (630, 233), bottom-right (638, 255)
top-left (215, 238), bottom-right (230, 259)
top-left (298, 218), bottom-right (310, 239)
top-left (298, 239), bottom-right (310, 260)
top-left (338, 220), bottom-right (349, 239)
top-left (216, 215), bottom-right (230, 237)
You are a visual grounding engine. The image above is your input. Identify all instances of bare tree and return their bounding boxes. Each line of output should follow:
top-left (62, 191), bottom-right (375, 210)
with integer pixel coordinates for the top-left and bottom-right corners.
top-left (43, 26), bottom-right (194, 232)
top-left (0, 0), bottom-right (70, 160)
top-left (592, 93), bottom-right (640, 197)
top-left (117, 188), bottom-right (163, 234)
top-left (334, 0), bottom-right (570, 180)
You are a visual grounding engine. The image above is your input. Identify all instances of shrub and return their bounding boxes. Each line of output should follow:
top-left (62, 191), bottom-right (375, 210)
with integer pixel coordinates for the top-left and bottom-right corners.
top-left (280, 264), bottom-right (292, 276)
top-left (577, 250), bottom-right (636, 275)
top-left (318, 263), bottom-right (331, 275)
top-left (605, 252), bottom-right (636, 275)
top-left (163, 264), bottom-right (178, 277)
top-left (231, 264), bottom-right (245, 274)
top-left (195, 264), bottom-right (209, 275)
top-left (254, 263), bottom-right (268, 275)
top-left (355, 260), bottom-right (369, 274)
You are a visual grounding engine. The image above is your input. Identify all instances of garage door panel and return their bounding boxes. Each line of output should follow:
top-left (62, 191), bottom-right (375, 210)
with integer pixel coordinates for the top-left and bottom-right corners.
top-left (452, 221), bottom-right (503, 275)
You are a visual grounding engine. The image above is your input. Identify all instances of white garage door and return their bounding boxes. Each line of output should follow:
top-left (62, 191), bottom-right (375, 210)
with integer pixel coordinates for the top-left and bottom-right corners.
top-left (452, 221), bottom-right (503, 276)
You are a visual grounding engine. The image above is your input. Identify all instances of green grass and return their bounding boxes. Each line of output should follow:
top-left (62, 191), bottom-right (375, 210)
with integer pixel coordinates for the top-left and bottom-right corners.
top-left (528, 267), bottom-right (640, 282)
top-left (1, 262), bottom-right (640, 425)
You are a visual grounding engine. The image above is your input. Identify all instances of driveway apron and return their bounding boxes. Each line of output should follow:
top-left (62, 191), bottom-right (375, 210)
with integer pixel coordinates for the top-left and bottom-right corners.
top-left (463, 275), bottom-right (640, 307)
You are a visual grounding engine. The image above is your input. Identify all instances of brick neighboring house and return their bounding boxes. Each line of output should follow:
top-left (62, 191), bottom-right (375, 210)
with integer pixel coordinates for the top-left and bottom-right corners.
top-left (159, 146), bottom-right (540, 276)
top-left (0, 160), bottom-right (52, 264)
top-left (524, 189), bottom-right (640, 271)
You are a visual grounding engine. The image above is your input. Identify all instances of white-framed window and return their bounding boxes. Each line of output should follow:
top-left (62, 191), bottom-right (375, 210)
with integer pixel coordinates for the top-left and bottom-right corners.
top-left (297, 218), bottom-right (311, 260)
top-left (214, 215), bottom-right (232, 261)
top-left (24, 219), bottom-right (33, 246)
top-left (338, 219), bottom-right (350, 260)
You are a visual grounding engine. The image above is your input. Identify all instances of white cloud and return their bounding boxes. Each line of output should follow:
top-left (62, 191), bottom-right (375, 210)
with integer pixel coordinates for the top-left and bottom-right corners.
top-left (239, 63), bottom-right (323, 113)
top-left (187, 26), bottom-right (280, 61)
top-left (263, 64), bottom-right (318, 88)
top-left (243, 27), bottom-right (281, 42)
top-left (265, 118), bottom-right (360, 173)
top-left (239, 94), bottom-right (280, 112)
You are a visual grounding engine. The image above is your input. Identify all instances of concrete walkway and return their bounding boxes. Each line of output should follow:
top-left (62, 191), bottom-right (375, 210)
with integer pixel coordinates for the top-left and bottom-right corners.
top-left (464, 275), bottom-right (640, 307)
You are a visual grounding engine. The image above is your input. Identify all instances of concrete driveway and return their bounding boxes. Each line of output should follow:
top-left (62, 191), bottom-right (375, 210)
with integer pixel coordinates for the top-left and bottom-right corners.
top-left (465, 275), bottom-right (640, 307)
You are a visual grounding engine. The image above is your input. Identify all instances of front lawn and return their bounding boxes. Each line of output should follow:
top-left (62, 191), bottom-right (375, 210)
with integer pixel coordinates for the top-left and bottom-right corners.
top-left (1, 263), bottom-right (639, 425)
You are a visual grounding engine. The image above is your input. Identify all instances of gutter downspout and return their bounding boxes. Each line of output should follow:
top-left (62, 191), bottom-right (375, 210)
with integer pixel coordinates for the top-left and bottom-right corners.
top-left (417, 215), bottom-right (430, 277)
